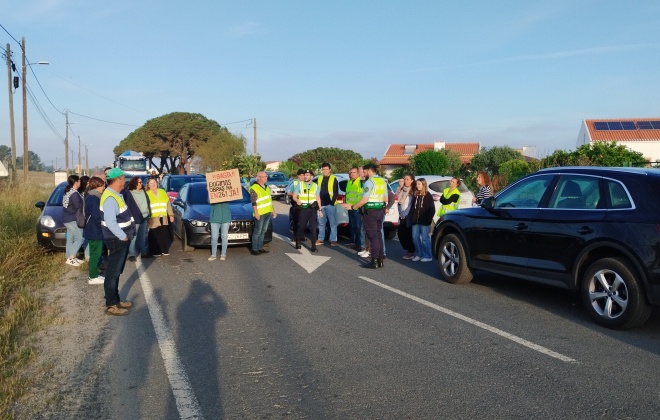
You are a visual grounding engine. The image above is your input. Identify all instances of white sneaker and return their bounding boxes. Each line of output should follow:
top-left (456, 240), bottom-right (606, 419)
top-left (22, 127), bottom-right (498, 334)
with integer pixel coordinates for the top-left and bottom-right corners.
top-left (412, 256), bottom-right (421, 262)
top-left (358, 250), bottom-right (371, 258)
top-left (74, 258), bottom-right (84, 265)
top-left (88, 277), bottom-right (104, 285)
top-left (208, 256), bottom-right (217, 261)
top-left (66, 258), bottom-right (81, 267)
top-left (220, 255), bottom-right (226, 261)
top-left (420, 257), bottom-right (433, 262)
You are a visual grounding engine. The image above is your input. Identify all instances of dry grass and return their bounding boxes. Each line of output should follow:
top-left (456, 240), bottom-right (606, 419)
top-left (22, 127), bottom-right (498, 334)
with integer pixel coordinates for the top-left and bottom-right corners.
top-left (0, 173), bottom-right (67, 418)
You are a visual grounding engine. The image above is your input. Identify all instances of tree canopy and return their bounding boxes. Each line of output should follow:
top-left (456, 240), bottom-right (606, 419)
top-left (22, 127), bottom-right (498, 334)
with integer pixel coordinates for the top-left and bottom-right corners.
top-left (542, 141), bottom-right (646, 167)
top-left (409, 149), bottom-right (462, 176)
top-left (288, 147), bottom-right (367, 173)
top-left (114, 112), bottom-right (245, 174)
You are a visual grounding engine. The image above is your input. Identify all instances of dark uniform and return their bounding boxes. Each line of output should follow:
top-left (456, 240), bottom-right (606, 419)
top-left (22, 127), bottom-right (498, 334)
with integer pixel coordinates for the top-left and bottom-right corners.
top-left (294, 172), bottom-right (320, 252)
top-left (287, 170), bottom-right (305, 240)
top-left (361, 174), bottom-right (387, 268)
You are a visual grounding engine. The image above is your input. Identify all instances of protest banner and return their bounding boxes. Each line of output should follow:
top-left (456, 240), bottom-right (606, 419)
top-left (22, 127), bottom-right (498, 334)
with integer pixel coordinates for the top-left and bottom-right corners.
top-left (206, 169), bottom-right (242, 203)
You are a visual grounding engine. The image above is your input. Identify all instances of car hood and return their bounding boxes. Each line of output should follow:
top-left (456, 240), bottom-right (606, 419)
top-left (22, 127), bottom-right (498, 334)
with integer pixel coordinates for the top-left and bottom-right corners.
top-left (186, 202), bottom-right (254, 222)
top-left (39, 205), bottom-right (65, 229)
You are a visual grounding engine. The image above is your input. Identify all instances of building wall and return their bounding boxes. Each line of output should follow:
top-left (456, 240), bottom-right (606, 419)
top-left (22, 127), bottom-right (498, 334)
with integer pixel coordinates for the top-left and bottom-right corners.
top-left (618, 142), bottom-right (660, 162)
top-left (576, 121), bottom-right (590, 147)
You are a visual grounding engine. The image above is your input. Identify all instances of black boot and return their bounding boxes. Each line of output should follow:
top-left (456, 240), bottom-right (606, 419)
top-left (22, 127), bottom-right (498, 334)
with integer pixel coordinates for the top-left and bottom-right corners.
top-left (295, 239), bottom-right (301, 250)
top-left (310, 242), bottom-right (318, 252)
top-left (377, 257), bottom-right (384, 268)
top-left (363, 258), bottom-right (378, 269)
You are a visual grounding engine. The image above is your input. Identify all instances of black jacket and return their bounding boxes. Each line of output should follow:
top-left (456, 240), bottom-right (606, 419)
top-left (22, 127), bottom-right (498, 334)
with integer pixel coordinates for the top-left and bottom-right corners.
top-left (409, 192), bottom-right (435, 226)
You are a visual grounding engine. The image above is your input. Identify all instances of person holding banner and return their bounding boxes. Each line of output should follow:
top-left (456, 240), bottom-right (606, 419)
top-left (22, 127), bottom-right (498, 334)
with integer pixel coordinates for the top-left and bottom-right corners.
top-left (208, 201), bottom-right (231, 261)
top-left (250, 171), bottom-right (277, 255)
top-left (205, 168), bottom-right (244, 261)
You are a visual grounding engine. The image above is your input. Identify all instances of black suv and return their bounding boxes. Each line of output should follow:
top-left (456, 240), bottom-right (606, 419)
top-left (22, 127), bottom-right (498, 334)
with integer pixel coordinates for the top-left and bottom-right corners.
top-left (160, 174), bottom-right (206, 202)
top-left (432, 167), bottom-right (660, 329)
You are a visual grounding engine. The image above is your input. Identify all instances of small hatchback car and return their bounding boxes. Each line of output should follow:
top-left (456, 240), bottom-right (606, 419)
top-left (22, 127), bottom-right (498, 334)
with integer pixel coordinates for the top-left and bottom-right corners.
top-left (432, 167), bottom-right (660, 329)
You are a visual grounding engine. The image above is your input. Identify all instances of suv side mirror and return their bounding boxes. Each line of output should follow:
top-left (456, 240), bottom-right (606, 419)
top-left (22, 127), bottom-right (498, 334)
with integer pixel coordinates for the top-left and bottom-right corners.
top-left (482, 197), bottom-right (495, 209)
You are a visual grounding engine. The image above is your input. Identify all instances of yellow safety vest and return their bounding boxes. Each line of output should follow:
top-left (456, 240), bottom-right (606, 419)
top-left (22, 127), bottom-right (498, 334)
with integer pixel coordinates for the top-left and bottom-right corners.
top-left (364, 176), bottom-right (387, 209)
top-left (345, 179), bottom-right (363, 206)
top-left (250, 183), bottom-right (274, 215)
top-left (437, 187), bottom-right (461, 217)
top-left (297, 182), bottom-right (318, 208)
top-left (100, 188), bottom-right (134, 229)
top-left (146, 188), bottom-right (169, 218)
top-left (316, 175), bottom-right (337, 200)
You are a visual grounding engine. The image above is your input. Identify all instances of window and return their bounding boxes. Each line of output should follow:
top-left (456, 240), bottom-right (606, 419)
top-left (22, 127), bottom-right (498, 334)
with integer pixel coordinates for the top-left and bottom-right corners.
top-left (607, 180), bottom-right (632, 209)
top-left (548, 176), bottom-right (600, 210)
top-left (495, 176), bottom-right (551, 209)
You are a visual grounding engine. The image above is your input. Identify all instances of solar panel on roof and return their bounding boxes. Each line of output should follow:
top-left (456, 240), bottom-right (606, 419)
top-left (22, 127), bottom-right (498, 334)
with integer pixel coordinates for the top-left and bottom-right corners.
top-left (651, 121), bottom-right (660, 129)
top-left (621, 121), bottom-right (636, 130)
top-left (638, 121), bottom-right (653, 130)
top-left (607, 121), bottom-right (623, 130)
top-left (594, 122), bottom-right (608, 130)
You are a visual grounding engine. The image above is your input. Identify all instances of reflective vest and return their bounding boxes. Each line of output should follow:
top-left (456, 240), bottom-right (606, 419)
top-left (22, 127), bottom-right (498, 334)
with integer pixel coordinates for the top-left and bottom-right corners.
top-left (297, 182), bottom-right (318, 208)
top-left (146, 188), bottom-right (169, 218)
top-left (345, 178), bottom-right (363, 206)
top-left (250, 183), bottom-right (273, 215)
top-left (100, 188), bottom-right (135, 240)
top-left (316, 175), bottom-right (337, 200)
top-left (437, 187), bottom-right (461, 217)
top-left (364, 176), bottom-right (387, 209)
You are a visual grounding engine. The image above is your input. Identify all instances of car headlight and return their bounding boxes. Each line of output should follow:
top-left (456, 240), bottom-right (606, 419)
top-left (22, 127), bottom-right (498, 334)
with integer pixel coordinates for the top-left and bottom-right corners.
top-left (190, 219), bottom-right (208, 227)
top-left (40, 215), bottom-right (56, 228)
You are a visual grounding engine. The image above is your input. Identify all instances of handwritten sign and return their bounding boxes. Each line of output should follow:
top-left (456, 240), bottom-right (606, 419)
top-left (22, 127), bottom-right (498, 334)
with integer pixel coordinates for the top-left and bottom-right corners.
top-left (206, 169), bottom-right (242, 203)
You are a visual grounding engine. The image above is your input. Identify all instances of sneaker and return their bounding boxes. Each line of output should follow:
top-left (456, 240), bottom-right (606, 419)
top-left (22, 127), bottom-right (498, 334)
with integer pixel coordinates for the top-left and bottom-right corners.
top-left (208, 256), bottom-right (217, 261)
top-left (220, 255), bottom-right (226, 261)
top-left (105, 305), bottom-right (128, 316)
top-left (66, 258), bottom-right (81, 267)
top-left (315, 240), bottom-right (323, 246)
top-left (74, 258), bottom-right (84, 265)
top-left (420, 257), bottom-right (433, 262)
top-left (402, 253), bottom-right (414, 260)
top-left (258, 249), bottom-right (270, 254)
top-left (152, 254), bottom-right (162, 257)
top-left (88, 277), bottom-right (105, 285)
top-left (412, 256), bottom-right (421, 261)
top-left (358, 250), bottom-right (371, 258)
top-left (128, 256), bottom-right (137, 262)
top-left (118, 301), bottom-right (133, 309)
top-left (162, 253), bottom-right (170, 256)
top-left (330, 241), bottom-right (337, 246)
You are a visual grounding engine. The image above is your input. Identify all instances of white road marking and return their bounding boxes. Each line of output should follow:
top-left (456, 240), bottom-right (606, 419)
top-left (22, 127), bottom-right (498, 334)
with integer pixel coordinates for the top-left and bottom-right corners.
top-left (136, 261), bottom-right (205, 419)
top-left (358, 276), bottom-right (578, 363)
top-left (273, 232), bottom-right (331, 273)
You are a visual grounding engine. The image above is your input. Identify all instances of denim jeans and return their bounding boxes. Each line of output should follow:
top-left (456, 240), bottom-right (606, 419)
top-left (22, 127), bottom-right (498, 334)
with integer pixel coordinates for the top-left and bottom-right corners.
top-left (412, 224), bottom-right (432, 259)
top-left (348, 209), bottom-right (363, 247)
top-left (318, 204), bottom-right (337, 242)
top-left (103, 237), bottom-right (130, 307)
top-left (129, 221), bottom-right (149, 257)
top-left (252, 212), bottom-right (272, 251)
top-left (64, 221), bottom-right (84, 259)
top-left (210, 222), bottom-right (230, 258)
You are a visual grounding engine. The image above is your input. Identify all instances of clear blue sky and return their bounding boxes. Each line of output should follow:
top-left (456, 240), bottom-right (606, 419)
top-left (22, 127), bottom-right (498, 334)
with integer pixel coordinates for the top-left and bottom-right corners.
top-left (2, 0), bottom-right (659, 169)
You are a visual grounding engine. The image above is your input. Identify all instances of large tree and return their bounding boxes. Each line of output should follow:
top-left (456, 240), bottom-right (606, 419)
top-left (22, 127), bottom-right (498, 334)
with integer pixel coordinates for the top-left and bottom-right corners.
top-left (469, 146), bottom-right (524, 174)
top-left (543, 141), bottom-right (646, 167)
top-left (222, 153), bottom-right (266, 178)
top-left (288, 147), bottom-right (366, 173)
top-left (410, 149), bottom-right (462, 176)
top-left (114, 112), bottom-right (245, 174)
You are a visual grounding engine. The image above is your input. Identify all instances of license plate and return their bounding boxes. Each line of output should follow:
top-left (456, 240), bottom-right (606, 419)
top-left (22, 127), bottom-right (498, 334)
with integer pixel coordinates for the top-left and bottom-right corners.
top-left (228, 233), bottom-right (249, 240)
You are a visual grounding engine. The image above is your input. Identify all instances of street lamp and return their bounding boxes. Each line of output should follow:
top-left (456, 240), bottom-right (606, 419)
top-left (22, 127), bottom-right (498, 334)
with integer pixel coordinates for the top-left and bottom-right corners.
top-left (21, 36), bottom-right (48, 181)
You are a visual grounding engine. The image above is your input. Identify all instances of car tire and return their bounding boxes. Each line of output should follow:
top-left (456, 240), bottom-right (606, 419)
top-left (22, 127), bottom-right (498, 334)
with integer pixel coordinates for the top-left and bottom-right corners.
top-left (581, 257), bottom-right (652, 329)
top-left (438, 233), bottom-right (473, 284)
top-left (181, 226), bottom-right (194, 252)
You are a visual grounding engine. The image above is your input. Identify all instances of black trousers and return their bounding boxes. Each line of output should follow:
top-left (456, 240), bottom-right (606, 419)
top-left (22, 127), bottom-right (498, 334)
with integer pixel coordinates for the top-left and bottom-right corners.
top-left (297, 207), bottom-right (318, 242)
top-left (363, 209), bottom-right (385, 258)
top-left (290, 204), bottom-right (300, 234)
top-left (397, 217), bottom-right (415, 253)
top-left (148, 225), bottom-right (171, 255)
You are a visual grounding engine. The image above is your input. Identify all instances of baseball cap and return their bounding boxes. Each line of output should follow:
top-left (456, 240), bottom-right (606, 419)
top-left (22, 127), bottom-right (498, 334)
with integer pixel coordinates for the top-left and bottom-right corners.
top-left (106, 168), bottom-right (125, 180)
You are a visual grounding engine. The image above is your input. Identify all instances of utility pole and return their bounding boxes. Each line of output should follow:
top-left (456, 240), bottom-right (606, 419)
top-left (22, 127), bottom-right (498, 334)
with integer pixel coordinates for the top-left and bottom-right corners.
top-left (253, 117), bottom-right (257, 155)
top-left (21, 37), bottom-right (28, 181)
top-left (6, 43), bottom-right (16, 182)
top-left (85, 144), bottom-right (89, 175)
top-left (78, 135), bottom-right (81, 174)
top-left (65, 110), bottom-right (69, 174)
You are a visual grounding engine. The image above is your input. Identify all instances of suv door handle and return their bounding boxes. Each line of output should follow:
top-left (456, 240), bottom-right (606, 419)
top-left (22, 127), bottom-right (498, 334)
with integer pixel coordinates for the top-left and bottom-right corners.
top-left (514, 223), bottom-right (529, 230)
top-left (577, 226), bottom-right (594, 235)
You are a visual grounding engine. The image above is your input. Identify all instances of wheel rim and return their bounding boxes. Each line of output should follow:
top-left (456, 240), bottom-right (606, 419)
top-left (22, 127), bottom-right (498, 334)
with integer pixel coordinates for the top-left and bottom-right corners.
top-left (587, 268), bottom-right (629, 320)
top-left (441, 241), bottom-right (459, 277)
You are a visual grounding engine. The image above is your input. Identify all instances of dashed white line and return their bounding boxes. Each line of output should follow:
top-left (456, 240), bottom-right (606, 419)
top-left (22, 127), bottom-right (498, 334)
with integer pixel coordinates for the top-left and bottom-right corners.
top-left (358, 276), bottom-right (578, 363)
top-left (136, 261), bottom-right (205, 419)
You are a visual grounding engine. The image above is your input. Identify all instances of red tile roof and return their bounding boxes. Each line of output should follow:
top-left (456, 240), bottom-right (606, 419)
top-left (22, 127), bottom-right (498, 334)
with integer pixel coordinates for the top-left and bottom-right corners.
top-left (586, 118), bottom-right (660, 142)
top-left (379, 143), bottom-right (480, 165)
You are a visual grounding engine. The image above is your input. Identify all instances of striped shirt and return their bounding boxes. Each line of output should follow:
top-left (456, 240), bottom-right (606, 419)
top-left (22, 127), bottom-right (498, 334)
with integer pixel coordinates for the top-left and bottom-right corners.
top-left (476, 185), bottom-right (493, 204)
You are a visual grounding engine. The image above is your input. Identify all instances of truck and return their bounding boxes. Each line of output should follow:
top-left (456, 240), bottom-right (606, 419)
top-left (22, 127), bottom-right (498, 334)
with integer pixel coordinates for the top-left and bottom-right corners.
top-left (115, 150), bottom-right (150, 176)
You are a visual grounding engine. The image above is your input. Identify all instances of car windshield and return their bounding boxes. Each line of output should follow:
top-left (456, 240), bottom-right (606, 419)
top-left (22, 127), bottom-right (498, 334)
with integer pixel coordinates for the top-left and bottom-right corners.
top-left (189, 185), bottom-right (251, 205)
top-left (119, 160), bottom-right (147, 171)
top-left (268, 173), bottom-right (287, 182)
top-left (169, 176), bottom-right (203, 192)
top-left (47, 184), bottom-right (66, 206)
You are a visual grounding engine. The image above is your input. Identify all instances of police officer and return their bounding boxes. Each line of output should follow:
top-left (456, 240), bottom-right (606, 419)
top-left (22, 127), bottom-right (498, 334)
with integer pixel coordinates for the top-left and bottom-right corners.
top-left (292, 169), bottom-right (323, 252)
top-left (343, 163), bottom-right (388, 268)
top-left (286, 169), bottom-right (306, 242)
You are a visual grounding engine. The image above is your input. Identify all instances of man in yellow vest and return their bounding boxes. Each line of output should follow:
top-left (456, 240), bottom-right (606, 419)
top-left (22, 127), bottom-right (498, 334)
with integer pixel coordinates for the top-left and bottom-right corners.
top-left (250, 171), bottom-right (277, 256)
top-left (345, 166), bottom-right (364, 251)
top-left (286, 169), bottom-right (305, 242)
top-left (293, 169), bottom-right (323, 252)
top-left (100, 168), bottom-right (136, 316)
top-left (343, 163), bottom-right (388, 269)
top-left (316, 162), bottom-right (339, 246)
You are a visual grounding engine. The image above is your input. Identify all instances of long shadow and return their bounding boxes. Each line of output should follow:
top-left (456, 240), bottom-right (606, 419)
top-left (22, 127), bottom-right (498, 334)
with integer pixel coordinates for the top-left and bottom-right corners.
top-left (175, 279), bottom-right (227, 419)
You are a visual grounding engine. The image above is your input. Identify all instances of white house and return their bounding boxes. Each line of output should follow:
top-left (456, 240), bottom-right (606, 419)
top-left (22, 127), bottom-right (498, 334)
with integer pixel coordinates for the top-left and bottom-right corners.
top-left (577, 118), bottom-right (660, 163)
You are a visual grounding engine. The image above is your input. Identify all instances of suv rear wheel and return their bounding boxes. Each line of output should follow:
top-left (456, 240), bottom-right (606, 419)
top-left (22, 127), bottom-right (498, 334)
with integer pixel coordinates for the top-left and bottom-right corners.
top-left (581, 257), bottom-right (652, 329)
top-left (438, 234), bottom-right (473, 284)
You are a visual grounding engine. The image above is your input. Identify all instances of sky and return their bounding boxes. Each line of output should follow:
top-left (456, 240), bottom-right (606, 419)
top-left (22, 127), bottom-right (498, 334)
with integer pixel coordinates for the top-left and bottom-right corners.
top-left (1, 0), bottom-right (659, 170)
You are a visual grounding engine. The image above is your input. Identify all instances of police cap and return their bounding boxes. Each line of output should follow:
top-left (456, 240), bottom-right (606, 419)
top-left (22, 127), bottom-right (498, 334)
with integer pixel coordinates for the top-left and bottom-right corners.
top-left (297, 169), bottom-right (305, 175)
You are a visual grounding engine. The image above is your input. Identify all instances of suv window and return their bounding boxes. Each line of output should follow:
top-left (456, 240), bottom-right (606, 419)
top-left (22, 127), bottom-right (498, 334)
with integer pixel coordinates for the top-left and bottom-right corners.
top-left (607, 180), bottom-right (632, 209)
top-left (496, 175), bottom-right (551, 209)
top-left (548, 176), bottom-right (601, 210)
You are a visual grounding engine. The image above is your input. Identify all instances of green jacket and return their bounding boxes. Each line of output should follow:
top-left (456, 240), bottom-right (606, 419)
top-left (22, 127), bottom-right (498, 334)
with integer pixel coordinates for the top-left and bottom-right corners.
top-left (210, 202), bottom-right (232, 224)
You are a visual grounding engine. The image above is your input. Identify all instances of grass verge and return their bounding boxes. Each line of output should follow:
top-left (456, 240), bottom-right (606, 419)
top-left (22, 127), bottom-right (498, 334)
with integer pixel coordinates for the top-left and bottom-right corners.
top-left (0, 173), bottom-right (67, 418)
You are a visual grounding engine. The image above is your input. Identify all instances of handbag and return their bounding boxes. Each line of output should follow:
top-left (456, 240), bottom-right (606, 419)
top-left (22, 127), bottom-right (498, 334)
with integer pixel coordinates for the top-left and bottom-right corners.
top-left (76, 206), bottom-right (86, 229)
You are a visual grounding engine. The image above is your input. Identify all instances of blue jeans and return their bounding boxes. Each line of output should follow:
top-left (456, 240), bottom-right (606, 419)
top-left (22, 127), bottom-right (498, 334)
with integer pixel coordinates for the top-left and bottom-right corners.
top-left (103, 237), bottom-right (130, 307)
top-left (210, 222), bottom-right (229, 258)
top-left (318, 204), bottom-right (337, 242)
top-left (64, 221), bottom-right (84, 259)
top-left (348, 209), bottom-right (363, 247)
top-left (129, 221), bottom-right (149, 257)
top-left (252, 213), bottom-right (272, 251)
top-left (412, 224), bottom-right (432, 259)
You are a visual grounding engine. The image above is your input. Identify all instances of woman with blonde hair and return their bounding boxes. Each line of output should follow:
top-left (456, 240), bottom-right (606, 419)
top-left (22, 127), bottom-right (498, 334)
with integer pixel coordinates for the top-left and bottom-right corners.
top-left (409, 178), bottom-right (435, 262)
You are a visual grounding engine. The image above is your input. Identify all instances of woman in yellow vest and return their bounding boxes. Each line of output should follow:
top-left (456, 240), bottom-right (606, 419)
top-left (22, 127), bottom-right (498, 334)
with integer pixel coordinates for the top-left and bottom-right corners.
top-left (436, 177), bottom-right (462, 217)
top-left (145, 178), bottom-right (174, 256)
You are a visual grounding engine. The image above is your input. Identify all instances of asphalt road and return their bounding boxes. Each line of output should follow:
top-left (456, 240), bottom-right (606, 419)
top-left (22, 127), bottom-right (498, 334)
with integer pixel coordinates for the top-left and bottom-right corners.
top-left (97, 201), bottom-right (660, 419)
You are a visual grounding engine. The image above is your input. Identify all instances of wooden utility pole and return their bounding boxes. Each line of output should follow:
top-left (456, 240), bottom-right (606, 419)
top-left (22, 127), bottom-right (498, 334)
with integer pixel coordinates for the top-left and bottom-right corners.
top-left (65, 110), bottom-right (69, 174)
top-left (5, 43), bottom-right (17, 182)
top-left (21, 37), bottom-right (28, 181)
top-left (78, 135), bottom-right (81, 174)
top-left (253, 117), bottom-right (257, 155)
top-left (85, 144), bottom-right (89, 175)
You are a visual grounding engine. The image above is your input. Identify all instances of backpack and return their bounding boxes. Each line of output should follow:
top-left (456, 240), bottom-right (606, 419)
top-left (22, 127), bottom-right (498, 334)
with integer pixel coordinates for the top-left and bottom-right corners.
top-left (76, 205), bottom-right (87, 228)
